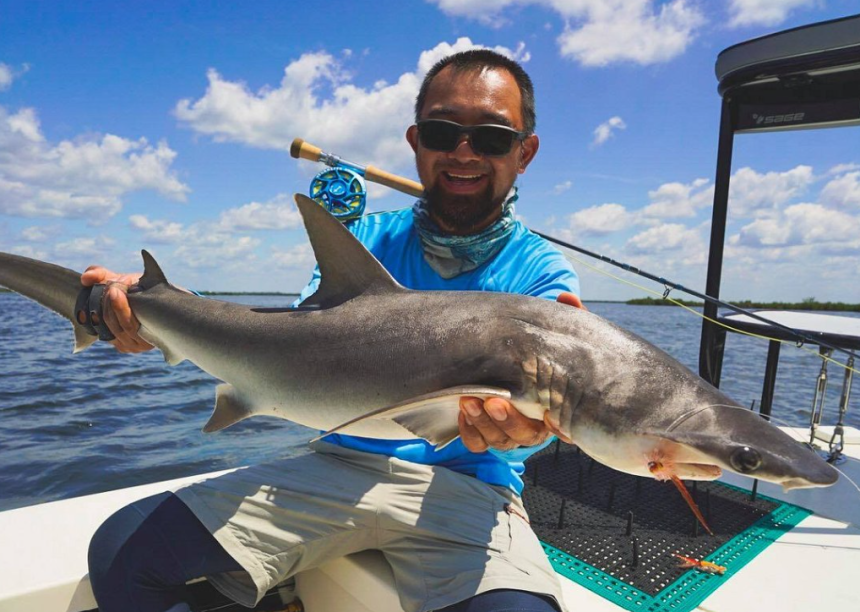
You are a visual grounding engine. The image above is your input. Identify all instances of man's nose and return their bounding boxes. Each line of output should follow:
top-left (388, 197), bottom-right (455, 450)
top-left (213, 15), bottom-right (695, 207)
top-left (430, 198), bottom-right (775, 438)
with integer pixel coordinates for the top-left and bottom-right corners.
top-left (449, 136), bottom-right (482, 162)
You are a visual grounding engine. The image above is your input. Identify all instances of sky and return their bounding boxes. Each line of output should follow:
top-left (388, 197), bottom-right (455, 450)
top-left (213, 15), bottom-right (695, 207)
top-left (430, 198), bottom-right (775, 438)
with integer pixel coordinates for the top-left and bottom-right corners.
top-left (1, 0), bottom-right (859, 301)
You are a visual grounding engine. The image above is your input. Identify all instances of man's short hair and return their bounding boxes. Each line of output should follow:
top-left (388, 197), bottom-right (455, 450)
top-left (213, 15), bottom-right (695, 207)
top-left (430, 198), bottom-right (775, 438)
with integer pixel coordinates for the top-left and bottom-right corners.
top-left (414, 49), bottom-right (536, 135)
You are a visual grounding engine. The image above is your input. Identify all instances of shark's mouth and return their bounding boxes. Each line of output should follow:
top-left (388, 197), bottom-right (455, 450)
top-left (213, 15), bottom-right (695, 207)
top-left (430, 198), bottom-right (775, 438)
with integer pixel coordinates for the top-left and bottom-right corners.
top-left (662, 462), bottom-right (723, 481)
top-left (645, 442), bottom-right (724, 482)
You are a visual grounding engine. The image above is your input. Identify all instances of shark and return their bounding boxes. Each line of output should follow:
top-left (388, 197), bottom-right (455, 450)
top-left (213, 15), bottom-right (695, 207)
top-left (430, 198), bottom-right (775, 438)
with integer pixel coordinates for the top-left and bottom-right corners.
top-left (0, 194), bottom-right (839, 523)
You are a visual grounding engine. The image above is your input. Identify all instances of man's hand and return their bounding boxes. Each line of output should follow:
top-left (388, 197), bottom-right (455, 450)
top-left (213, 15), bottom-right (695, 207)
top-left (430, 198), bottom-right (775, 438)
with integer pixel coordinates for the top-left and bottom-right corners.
top-left (459, 396), bottom-right (551, 452)
top-left (80, 266), bottom-right (154, 354)
top-left (457, 291), bottom-right (584, 452)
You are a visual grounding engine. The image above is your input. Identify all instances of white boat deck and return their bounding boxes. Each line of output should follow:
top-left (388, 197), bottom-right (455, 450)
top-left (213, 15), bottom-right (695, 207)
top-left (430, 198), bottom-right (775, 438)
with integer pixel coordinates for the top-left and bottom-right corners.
top-left (1, 427), bottom-right (859, 612)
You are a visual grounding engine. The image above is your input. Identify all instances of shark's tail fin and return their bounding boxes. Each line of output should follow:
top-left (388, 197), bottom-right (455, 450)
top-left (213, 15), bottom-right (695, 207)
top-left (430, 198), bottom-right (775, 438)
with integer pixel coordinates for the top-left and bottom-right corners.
top-left (138, 250), bottom-right (169, 290)
top-left (0, 252), bottom-right (98, 353)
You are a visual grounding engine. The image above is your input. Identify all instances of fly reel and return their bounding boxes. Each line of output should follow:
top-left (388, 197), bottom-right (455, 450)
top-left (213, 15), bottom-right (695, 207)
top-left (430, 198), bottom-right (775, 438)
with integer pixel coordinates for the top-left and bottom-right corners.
top-left (309, 166), bottom-right (367, 222)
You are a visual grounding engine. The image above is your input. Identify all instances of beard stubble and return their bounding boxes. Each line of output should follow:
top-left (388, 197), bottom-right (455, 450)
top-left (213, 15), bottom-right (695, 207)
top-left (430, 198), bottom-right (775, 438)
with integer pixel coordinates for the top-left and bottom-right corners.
top-left (424, 180), bottom-right (504, 235)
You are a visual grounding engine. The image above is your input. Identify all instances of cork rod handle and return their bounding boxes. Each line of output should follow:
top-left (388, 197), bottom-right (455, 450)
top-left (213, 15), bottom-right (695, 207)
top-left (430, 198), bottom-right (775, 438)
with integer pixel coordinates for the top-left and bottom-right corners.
top-left (290, 138), bottom-right (323, 162)
top-left (364, 165), bottom-right (425, 198)
top-left (290, 138), bottom-right (425, 199)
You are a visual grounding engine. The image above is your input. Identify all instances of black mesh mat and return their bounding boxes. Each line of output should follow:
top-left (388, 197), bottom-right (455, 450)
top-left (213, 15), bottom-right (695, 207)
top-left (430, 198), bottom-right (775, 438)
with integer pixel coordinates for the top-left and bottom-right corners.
top-left (522, 441), bottom-right (781, 597)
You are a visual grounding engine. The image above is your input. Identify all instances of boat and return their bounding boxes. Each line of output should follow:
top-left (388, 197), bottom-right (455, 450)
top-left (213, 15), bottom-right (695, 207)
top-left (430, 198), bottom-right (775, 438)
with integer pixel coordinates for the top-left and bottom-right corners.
top-left (2, 13), bottom-right (860, 612)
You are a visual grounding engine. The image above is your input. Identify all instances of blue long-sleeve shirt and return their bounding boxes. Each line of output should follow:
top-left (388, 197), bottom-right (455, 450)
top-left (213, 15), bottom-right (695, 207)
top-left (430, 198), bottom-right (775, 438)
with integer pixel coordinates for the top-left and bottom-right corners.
top-left (295, 207), bottom-right (579, 494)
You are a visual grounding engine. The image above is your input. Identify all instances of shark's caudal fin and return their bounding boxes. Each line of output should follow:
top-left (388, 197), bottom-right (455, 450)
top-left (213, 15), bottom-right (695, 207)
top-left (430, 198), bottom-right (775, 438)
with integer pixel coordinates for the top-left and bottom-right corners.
top-left (294, 194), bottom-right (404, 308)
top-left (0, 252), bottom-right (98, 352)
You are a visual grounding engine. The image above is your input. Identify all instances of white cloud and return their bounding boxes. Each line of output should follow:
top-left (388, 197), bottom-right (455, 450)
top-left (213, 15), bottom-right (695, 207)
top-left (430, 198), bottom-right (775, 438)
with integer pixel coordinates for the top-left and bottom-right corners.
top-left (269, 243), bottom-right (315, 269)
top-left (130, 213), bottom-right (263, 269)
top-left (417, 38), bottom-right (530, 74)
top-left (431, 0), bottom-right (520, 27)
top-left (556, 0), bottom-right (705, 67)
top-left (5, 107), bottom-right (43, 141)
top-left (727, 0), bottom-right (817, 28)
top-left (552, 180), bottom-right (572, 195)
top-left (827, 163), bottom-right (860, 176)
top-left (733, 216), bottom-right (791, 247)
top-left (784, 203), bottom-right (860, 245)
top-left (626, 223), bottom-right (704, 254)
top-left (566, 203), bottom-right (632, 236)
top-left (54, 236), bottom-right (117, 258)
top-left (128, 195), bottom-right (305, 270)
top-left (551, 161), bottom-right (860, 300)
top-left (0, 62), bottom-right (28, 91)
top-left (7, 244), bottom-right (49, 260)
top-left (592, 116), bottom-right (626, 147)
top-left (641, 177), bottom-right (711, 219)
top-left (173, 235), bottom-right (261, 269)
top-left (431, 1), bottom-right (704, 66)
top-left (21, 225), bottom-right (61, 242)
top-left (0, 64), bottom-right (12, 91)
top-left (728, 165), bottom-right (813, 219)
top-left (129, 215), bottom-right (186, 243)
top-left (733, 203), bottom-right (860, 248)
top-left (0, 106), bottom-right (189, 220)
top-left (819, 171), bottom-right (860, 209)
top-left (217, 194), bottom-right (303, 231)
top-left (175, 39), bottom-right (527, 174)
top-left (636, 166), bottom-right (815, 223)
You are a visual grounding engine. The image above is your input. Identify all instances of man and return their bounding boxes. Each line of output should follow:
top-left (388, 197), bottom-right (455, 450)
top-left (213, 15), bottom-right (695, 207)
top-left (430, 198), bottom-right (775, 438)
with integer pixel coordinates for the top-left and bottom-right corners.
top-left (86, 49), bottom-right (582, 612)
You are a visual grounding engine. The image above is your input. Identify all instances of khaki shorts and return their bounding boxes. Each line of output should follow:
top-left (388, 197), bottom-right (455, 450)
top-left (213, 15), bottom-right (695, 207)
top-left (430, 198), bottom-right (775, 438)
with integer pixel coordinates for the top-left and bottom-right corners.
top-left (174, 442), bottom-right (565, 612)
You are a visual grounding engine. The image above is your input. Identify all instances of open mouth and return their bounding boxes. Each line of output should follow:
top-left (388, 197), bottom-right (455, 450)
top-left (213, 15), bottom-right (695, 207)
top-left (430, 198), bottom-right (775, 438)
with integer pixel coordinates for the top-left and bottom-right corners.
top-left (672, 462), bottom-right (723, 480)
top-left (441, 171), bottom-right (487, 190)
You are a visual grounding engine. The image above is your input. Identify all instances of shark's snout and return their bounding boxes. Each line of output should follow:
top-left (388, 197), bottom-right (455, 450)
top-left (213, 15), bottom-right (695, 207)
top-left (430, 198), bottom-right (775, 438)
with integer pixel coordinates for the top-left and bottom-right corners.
top-left (778, 454), bottom-right (840, 490)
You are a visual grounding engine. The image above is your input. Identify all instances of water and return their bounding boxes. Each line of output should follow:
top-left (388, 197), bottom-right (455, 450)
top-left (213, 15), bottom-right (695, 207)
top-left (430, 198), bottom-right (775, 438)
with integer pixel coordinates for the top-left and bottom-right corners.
top-left (0, 294), bottom-right (857, 512)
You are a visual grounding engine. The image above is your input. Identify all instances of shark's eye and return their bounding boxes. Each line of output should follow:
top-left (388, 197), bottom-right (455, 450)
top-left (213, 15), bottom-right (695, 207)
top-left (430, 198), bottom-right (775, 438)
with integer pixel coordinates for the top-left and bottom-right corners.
top-left (730, 446), bottom-right (762, 473)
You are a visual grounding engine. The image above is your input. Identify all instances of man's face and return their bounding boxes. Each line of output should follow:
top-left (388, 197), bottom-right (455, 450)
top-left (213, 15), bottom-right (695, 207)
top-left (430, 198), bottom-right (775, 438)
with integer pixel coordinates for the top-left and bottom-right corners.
top-left (406, 66), bottom-right (539, 235)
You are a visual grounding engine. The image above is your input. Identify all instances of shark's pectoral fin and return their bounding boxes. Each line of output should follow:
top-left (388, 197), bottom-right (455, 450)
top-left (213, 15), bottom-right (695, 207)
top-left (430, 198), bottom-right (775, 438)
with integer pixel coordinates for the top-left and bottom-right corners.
top-left (159, 345), bottom-right (186, 366)
top-left (138, 326), bottom-right (186, 366)
top-left (203, 384), bottom-right (254, 433)
top-left (312, 386), bottom-right (512, 449)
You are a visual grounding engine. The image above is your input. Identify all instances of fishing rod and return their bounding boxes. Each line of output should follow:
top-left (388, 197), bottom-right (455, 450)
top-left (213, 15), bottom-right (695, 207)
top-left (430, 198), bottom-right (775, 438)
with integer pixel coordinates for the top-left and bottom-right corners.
top-left (291, 138), bottom-right (859, 363)
top-left (534, 231), bottom-right (859, 362)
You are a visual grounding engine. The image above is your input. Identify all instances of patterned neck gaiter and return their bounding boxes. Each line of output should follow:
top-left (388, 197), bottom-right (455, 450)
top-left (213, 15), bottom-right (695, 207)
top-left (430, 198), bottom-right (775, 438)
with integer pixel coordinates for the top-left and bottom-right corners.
top-left (412, 187), bottom-right (518, 279)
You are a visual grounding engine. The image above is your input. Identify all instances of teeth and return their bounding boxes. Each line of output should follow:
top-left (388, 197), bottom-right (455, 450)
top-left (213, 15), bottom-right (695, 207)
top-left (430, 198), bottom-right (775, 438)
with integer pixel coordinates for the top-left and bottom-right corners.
top-left (447, 172), bottom-right (481, 179)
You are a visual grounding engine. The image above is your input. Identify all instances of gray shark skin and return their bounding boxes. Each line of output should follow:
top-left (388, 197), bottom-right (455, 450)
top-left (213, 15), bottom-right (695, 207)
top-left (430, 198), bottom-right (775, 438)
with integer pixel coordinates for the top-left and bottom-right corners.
top-left (0, 194), bottom-right (838, 492)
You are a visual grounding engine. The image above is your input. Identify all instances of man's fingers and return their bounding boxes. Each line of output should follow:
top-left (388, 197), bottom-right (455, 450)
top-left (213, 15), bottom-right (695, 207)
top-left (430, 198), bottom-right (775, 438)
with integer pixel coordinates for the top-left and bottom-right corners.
top-left (459, 398), bottom-right (515, 451)
top-left (483, 397), bottom-right (551, 447)
top-left (81, 266), bottom-right (111, 287)
top-left (459, 397), bottom-right (543, 451)
top-left (459, 411), bottom-right (489, 453)
top-left (103, 285), bottom-right (153, 353)
top-left (81, 267), bottom-right (142, 288)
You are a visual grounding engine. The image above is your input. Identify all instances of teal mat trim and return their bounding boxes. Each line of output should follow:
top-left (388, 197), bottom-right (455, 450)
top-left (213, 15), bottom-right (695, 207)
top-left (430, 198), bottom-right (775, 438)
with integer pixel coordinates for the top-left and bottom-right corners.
top-left (542, 488), bottom-right (812, 612)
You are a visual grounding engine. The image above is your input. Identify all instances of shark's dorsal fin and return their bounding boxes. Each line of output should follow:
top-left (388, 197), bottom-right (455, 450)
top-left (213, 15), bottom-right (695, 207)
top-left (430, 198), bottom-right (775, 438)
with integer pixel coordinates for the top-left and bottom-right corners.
top-left (294, 194), bottom-right (402, 308)
top-left (139, 250), bottom-right (168, 290)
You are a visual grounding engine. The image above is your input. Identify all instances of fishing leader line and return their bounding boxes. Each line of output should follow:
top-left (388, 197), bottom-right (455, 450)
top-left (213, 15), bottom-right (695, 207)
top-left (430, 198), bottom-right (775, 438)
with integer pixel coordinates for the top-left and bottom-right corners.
top-left (538, 233), bottom-right (860, 378)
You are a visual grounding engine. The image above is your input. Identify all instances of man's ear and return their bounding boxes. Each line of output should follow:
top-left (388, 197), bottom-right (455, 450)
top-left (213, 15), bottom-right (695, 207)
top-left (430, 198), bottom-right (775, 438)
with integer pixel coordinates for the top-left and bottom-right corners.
top-left (406, 124), bottom-right (419, 154)
top-left (518, 134), bottom-right (539, 174)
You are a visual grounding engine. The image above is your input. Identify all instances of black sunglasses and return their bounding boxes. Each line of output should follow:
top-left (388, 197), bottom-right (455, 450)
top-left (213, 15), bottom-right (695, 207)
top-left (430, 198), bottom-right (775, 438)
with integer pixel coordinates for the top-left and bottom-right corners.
top-left (416, 119), bottom-right (527, 157)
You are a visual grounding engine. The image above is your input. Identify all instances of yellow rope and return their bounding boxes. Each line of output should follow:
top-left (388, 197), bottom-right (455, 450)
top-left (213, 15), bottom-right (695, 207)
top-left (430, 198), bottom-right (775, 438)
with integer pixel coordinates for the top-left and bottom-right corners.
top-left (561, 250), bottom-right (860, 376)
